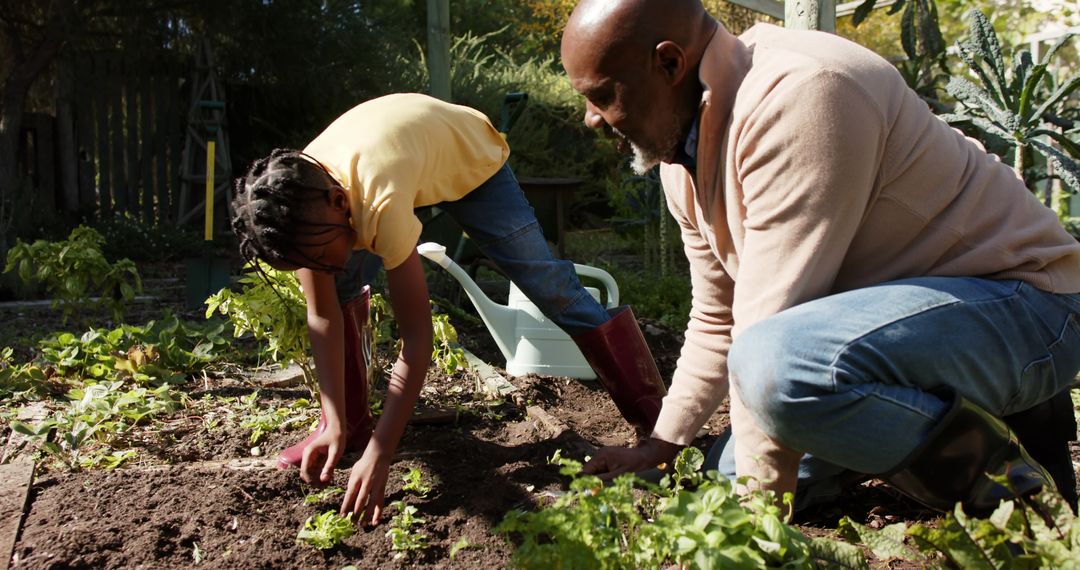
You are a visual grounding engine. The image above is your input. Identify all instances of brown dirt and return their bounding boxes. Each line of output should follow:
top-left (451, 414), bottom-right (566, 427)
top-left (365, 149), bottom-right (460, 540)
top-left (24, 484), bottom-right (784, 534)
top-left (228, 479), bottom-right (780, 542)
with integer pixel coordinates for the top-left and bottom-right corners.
top-left (8, 303), bottom-right (1080, 569)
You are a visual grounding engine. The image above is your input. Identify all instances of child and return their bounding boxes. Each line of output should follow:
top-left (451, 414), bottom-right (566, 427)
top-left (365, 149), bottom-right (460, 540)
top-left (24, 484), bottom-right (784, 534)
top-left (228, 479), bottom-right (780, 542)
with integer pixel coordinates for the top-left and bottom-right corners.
top-left (230, 93), bottom-right (666, 525)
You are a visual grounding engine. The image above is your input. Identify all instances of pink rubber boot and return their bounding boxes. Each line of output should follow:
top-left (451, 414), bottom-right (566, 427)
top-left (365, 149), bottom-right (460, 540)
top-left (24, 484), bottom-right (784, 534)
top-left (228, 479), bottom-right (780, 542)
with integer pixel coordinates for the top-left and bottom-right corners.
top-left (277, 286), bottom-right (375, 469)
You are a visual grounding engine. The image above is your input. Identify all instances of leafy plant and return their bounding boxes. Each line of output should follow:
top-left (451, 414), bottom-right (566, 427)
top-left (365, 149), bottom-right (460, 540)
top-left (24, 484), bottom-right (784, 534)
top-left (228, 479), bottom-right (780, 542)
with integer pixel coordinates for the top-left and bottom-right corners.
top-left (401, 467), bottom-right (433, 498)
top-left (941, 10), bottom-right (1080, 204)
top-left (431, 313), bottom-right (468, 375)
top-left (10, 380), bottom-right (179, 468)
top-left (303, 486), bottom-right (344, 506)
top-left (386, 501), bottom-right (429, 558)
top-left (38, 315), bottom-right (231, 383)
top-left (849, 0), bottom-right (949, 103)
top-left (0, 347), bottom-right (48, 401)
top-left (296, 510), bottom-right (355, 550)
top-left (3, 226), bottom-right (142, 323)
top-left (497, 448), bottom-right (867, 569)
top-left (233, 391), bottom-right (312, 445)
top-left (205, 261), bottom-right (314, 393)
top-left (837, 485), bottom-right (1080, 568)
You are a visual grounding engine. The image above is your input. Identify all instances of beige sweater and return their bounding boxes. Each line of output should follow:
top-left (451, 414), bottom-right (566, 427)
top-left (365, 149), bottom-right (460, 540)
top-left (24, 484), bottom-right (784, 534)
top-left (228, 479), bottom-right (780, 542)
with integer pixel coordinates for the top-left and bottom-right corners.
top-left (655, 23), bottom-right (1080, 455)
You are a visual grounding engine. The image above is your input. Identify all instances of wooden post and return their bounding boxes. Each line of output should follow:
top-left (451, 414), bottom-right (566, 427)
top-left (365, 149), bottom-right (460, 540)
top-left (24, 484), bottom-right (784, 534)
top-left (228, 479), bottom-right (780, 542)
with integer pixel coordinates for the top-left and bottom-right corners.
top-left (426, 0), bottom-right (451, 101)
top-left (55, 57), bottom-right (79, 212)
top-left (784, 0), bottom-right (836, 32)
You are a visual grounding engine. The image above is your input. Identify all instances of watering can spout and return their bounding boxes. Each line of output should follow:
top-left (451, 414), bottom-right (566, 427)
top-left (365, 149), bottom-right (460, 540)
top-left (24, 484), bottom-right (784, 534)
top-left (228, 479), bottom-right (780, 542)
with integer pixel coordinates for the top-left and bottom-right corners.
top-left (417, 242), bottom-right (519, 362)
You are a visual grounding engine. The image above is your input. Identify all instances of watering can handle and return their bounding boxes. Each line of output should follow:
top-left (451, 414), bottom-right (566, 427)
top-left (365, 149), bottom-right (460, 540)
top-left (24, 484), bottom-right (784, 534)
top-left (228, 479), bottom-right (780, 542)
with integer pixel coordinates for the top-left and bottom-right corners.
top-left (573, 264), bottom-right (619, 309)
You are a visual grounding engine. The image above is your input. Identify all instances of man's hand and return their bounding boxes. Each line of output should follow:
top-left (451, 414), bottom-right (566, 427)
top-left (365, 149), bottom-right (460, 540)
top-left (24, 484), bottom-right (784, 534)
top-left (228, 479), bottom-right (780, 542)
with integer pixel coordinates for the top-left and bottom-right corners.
top-left (299, 426), bottom-right (345, 485)
top-left (582, 437), bottom-right (683, 481)
top-left (340, 445), bottom-right (393, 526)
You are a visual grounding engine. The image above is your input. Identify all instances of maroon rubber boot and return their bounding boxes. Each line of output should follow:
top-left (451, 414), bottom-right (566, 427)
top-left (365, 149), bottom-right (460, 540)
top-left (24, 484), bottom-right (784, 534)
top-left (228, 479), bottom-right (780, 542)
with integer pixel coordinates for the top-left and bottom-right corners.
top-left (277, 286), bottom-right (375, 469)
top-left (573, 306), bottom-right (667, 438)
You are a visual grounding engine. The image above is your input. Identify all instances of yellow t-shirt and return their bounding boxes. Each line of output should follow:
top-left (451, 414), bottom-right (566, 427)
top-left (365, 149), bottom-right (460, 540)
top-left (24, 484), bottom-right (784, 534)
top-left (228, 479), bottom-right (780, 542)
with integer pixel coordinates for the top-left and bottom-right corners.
top-left (303, 93), bottom-right (509, 269)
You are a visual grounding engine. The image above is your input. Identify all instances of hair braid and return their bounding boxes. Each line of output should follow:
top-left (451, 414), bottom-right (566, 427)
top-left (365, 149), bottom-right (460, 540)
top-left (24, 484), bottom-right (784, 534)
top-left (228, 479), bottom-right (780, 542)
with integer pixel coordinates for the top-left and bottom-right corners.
top-left (231, 149), bottom-right (351, 272)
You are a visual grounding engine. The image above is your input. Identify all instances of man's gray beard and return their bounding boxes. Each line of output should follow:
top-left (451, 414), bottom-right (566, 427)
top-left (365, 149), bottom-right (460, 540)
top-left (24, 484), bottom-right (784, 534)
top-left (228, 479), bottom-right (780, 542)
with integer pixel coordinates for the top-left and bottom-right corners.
top-left (629, 143), bottom-right (667, 175)
top-left (621, 121), bottom-right (683, 175)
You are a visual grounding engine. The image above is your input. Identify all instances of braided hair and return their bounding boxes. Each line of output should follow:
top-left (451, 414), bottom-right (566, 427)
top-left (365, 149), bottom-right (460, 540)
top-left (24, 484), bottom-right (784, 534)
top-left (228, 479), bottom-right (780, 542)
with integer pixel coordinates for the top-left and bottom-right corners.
top-left (231, 149), bottom-right (353, 274)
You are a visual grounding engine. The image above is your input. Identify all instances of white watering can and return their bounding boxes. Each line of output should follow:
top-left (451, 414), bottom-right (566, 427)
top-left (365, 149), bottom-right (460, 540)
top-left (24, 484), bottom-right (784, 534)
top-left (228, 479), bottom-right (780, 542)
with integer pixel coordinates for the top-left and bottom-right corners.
top-left (417, 242), bottom-right (619, 380)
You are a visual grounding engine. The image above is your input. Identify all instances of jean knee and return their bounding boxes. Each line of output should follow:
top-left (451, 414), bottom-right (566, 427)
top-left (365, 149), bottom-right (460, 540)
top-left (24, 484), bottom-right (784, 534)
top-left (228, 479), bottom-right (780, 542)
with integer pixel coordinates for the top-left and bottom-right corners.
top-left (729, 317), bottom-right (828, 441)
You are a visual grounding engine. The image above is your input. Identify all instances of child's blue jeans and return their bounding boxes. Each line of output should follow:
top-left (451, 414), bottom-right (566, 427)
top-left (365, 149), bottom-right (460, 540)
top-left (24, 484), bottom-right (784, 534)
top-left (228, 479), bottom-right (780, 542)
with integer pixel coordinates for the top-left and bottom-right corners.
top-left (706, 276), bottom-right (1080, 510)
top-left (335, 163), bottom-right (611, 336)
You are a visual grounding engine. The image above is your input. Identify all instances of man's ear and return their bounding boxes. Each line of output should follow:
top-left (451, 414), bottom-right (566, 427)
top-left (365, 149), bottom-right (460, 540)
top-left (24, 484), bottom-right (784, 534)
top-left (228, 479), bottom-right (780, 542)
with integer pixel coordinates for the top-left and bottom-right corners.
top-left (654, 41), bottom-right (688, 85)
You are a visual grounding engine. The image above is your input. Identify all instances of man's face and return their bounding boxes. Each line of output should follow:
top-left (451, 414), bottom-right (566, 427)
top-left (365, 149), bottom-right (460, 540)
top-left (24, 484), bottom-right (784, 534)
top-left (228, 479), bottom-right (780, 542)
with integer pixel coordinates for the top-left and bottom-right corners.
top-left (563, 47), bottom-right (684, 174)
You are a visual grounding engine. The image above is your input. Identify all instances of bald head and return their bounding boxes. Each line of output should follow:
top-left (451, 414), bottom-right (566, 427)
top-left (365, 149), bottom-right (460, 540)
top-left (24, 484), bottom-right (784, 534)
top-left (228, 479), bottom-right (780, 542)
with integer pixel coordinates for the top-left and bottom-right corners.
top-left (562, 0), bottom-right (713, 76)
top-left (561, 0), bottom-right (719, 173)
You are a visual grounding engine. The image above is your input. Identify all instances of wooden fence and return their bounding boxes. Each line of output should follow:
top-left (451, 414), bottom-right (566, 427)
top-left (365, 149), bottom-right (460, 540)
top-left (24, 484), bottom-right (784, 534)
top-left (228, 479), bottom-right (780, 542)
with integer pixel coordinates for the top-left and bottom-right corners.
top-left (23, 52), bottom-right (189, 225)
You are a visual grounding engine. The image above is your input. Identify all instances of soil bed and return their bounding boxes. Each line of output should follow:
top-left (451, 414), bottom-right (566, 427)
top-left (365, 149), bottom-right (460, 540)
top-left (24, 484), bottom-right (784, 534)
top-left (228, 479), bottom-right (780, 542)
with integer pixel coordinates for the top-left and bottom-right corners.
top-left (6, 285), bottom-right (1078, 569)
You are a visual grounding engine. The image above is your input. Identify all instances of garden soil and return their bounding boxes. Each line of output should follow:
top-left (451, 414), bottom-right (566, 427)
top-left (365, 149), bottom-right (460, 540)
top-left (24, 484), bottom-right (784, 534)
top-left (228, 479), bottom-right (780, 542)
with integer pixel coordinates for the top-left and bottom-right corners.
top-left (8, 309), bottom-right (1080, 569)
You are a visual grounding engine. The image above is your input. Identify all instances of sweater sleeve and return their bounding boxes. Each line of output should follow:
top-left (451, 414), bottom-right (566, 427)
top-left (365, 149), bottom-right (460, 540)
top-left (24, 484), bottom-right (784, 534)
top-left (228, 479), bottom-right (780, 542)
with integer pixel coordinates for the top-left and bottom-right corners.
top-left (731, 70), bottom-right (885, 335)
top-left (652, 166), bottom-right (736, 445)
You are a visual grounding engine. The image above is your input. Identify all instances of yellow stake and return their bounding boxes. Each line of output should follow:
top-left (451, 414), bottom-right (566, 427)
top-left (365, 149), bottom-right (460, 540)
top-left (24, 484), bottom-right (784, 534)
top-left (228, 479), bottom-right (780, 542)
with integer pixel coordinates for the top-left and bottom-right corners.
top-left (205, 140), bottom-right (216, 241)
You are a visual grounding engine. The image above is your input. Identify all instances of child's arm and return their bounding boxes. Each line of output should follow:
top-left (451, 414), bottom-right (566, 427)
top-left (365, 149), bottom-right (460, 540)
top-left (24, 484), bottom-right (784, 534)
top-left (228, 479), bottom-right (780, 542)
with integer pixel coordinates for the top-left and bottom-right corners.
top-left (341, 249), bottom-right (433, 525)
top-left (295, 268), bottom-right (349, 483)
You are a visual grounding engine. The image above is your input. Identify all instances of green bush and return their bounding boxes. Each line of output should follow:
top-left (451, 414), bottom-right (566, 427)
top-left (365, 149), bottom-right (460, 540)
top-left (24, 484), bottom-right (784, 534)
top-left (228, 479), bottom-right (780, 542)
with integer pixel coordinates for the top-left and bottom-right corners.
top-left (3, 226), bottom-right (142, 323)
top-left (92, 212), bottom-right (209, 263)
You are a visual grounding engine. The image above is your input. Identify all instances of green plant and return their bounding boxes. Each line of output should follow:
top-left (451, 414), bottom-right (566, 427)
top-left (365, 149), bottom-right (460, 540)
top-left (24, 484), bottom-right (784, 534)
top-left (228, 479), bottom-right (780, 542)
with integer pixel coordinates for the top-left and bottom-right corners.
top-left (401, 467), bottom-right (433, 498)
top-left (431, 313), bottom-right (468, 375)
top-left (10, 380), bottom-right (179, 468)
top-left (303, 486), bottom-right (344, 505)
top-left (205, 261), bottom-right (314, 393)
top-left (0, 347), bottom-right (48, 401)
top-left (296, 510), bottom-right (356, 550)
top-left (3, 226), bottom-right (142, 323)
top-left (941, 10), bottom-right (1080, 205)
top-left (386, 501), bottom-right (429, 558)
top-left (92, 212), bottom-right (209, 263)
top-left (850, 0), bottom-right (949, 103)
top-left (37, 315), bottom-right (232, 383)
top-left (838, 485), bottom-right (1080, 568)
top-left (233, 391), bottom-right (312, 445)
top-left (497, 448), bottom-right (866, 569)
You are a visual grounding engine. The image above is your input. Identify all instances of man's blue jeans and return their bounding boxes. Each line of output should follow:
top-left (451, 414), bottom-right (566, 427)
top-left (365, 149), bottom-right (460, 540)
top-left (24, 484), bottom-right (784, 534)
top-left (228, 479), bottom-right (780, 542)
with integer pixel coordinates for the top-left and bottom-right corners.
top-left (706, 277), bottom-right (1080, 510)
top-left (336, 163), bottom-right (611, 336)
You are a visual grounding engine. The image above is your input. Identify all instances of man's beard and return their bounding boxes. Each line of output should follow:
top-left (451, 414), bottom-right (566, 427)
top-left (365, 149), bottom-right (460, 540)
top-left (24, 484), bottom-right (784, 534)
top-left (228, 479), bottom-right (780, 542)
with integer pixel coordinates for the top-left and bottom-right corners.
top-left (614, 116), bottom-right (683, 175)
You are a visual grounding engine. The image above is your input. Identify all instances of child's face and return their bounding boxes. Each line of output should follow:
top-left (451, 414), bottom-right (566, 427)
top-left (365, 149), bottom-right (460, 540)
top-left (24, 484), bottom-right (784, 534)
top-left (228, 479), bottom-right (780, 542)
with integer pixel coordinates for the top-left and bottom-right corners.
top-left (271, 187), bottom-right (355, 274)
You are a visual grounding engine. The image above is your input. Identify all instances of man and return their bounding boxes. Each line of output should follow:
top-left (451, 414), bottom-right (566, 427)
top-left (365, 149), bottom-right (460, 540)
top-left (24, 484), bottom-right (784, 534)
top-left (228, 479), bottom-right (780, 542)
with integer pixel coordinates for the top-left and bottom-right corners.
top-left (561, 0), bottom-right (1080, 513)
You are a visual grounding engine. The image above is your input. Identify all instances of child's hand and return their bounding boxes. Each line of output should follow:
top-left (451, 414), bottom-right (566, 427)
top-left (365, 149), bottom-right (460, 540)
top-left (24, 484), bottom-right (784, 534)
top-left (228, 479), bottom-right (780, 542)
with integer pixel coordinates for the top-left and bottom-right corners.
top-left (340, 445), bottom-right (392, 526)
top-left (300, 426), bottom-right (345, 484)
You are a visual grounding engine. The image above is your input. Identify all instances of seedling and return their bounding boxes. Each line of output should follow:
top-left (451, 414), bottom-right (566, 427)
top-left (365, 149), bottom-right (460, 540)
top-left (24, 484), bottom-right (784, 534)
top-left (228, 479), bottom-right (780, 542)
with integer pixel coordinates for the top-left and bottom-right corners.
top-left (303, 487), bottom-right (344, 506)
top-left (401, 467), bottom-right (433, 498)
top-left (386, 501), bottom-right (428, 558)
top-left (234, 392), bottom-right (311, 444)
top-left (296, 510), bottom-right (355, 550)
top-left (450, 537), bottom-right (473, 559)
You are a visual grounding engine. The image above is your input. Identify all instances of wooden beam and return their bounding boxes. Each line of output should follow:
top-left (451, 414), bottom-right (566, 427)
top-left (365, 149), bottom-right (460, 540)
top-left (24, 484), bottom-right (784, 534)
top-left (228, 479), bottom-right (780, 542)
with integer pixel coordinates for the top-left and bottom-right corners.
top-left (0, 464), bottom-right (34, 570)
top-left (726, 0), bottom-right (784, 21)
top-left (786, 0), bottom-right (836, 32)
top-left (835, 0), bottom-right (897, 18)
top-left (426, 0), bottom-right (451, 101)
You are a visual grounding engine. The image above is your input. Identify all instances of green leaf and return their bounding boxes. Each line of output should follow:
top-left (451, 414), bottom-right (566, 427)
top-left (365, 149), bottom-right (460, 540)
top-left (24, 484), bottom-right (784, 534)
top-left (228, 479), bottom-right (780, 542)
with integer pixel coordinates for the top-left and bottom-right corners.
top-left (1031, 70), bottom-right (1080, 128)
top-left (1030, 139), bottom-right (1080, 194)
top-left (851, 0), bottom-right (877, 27)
